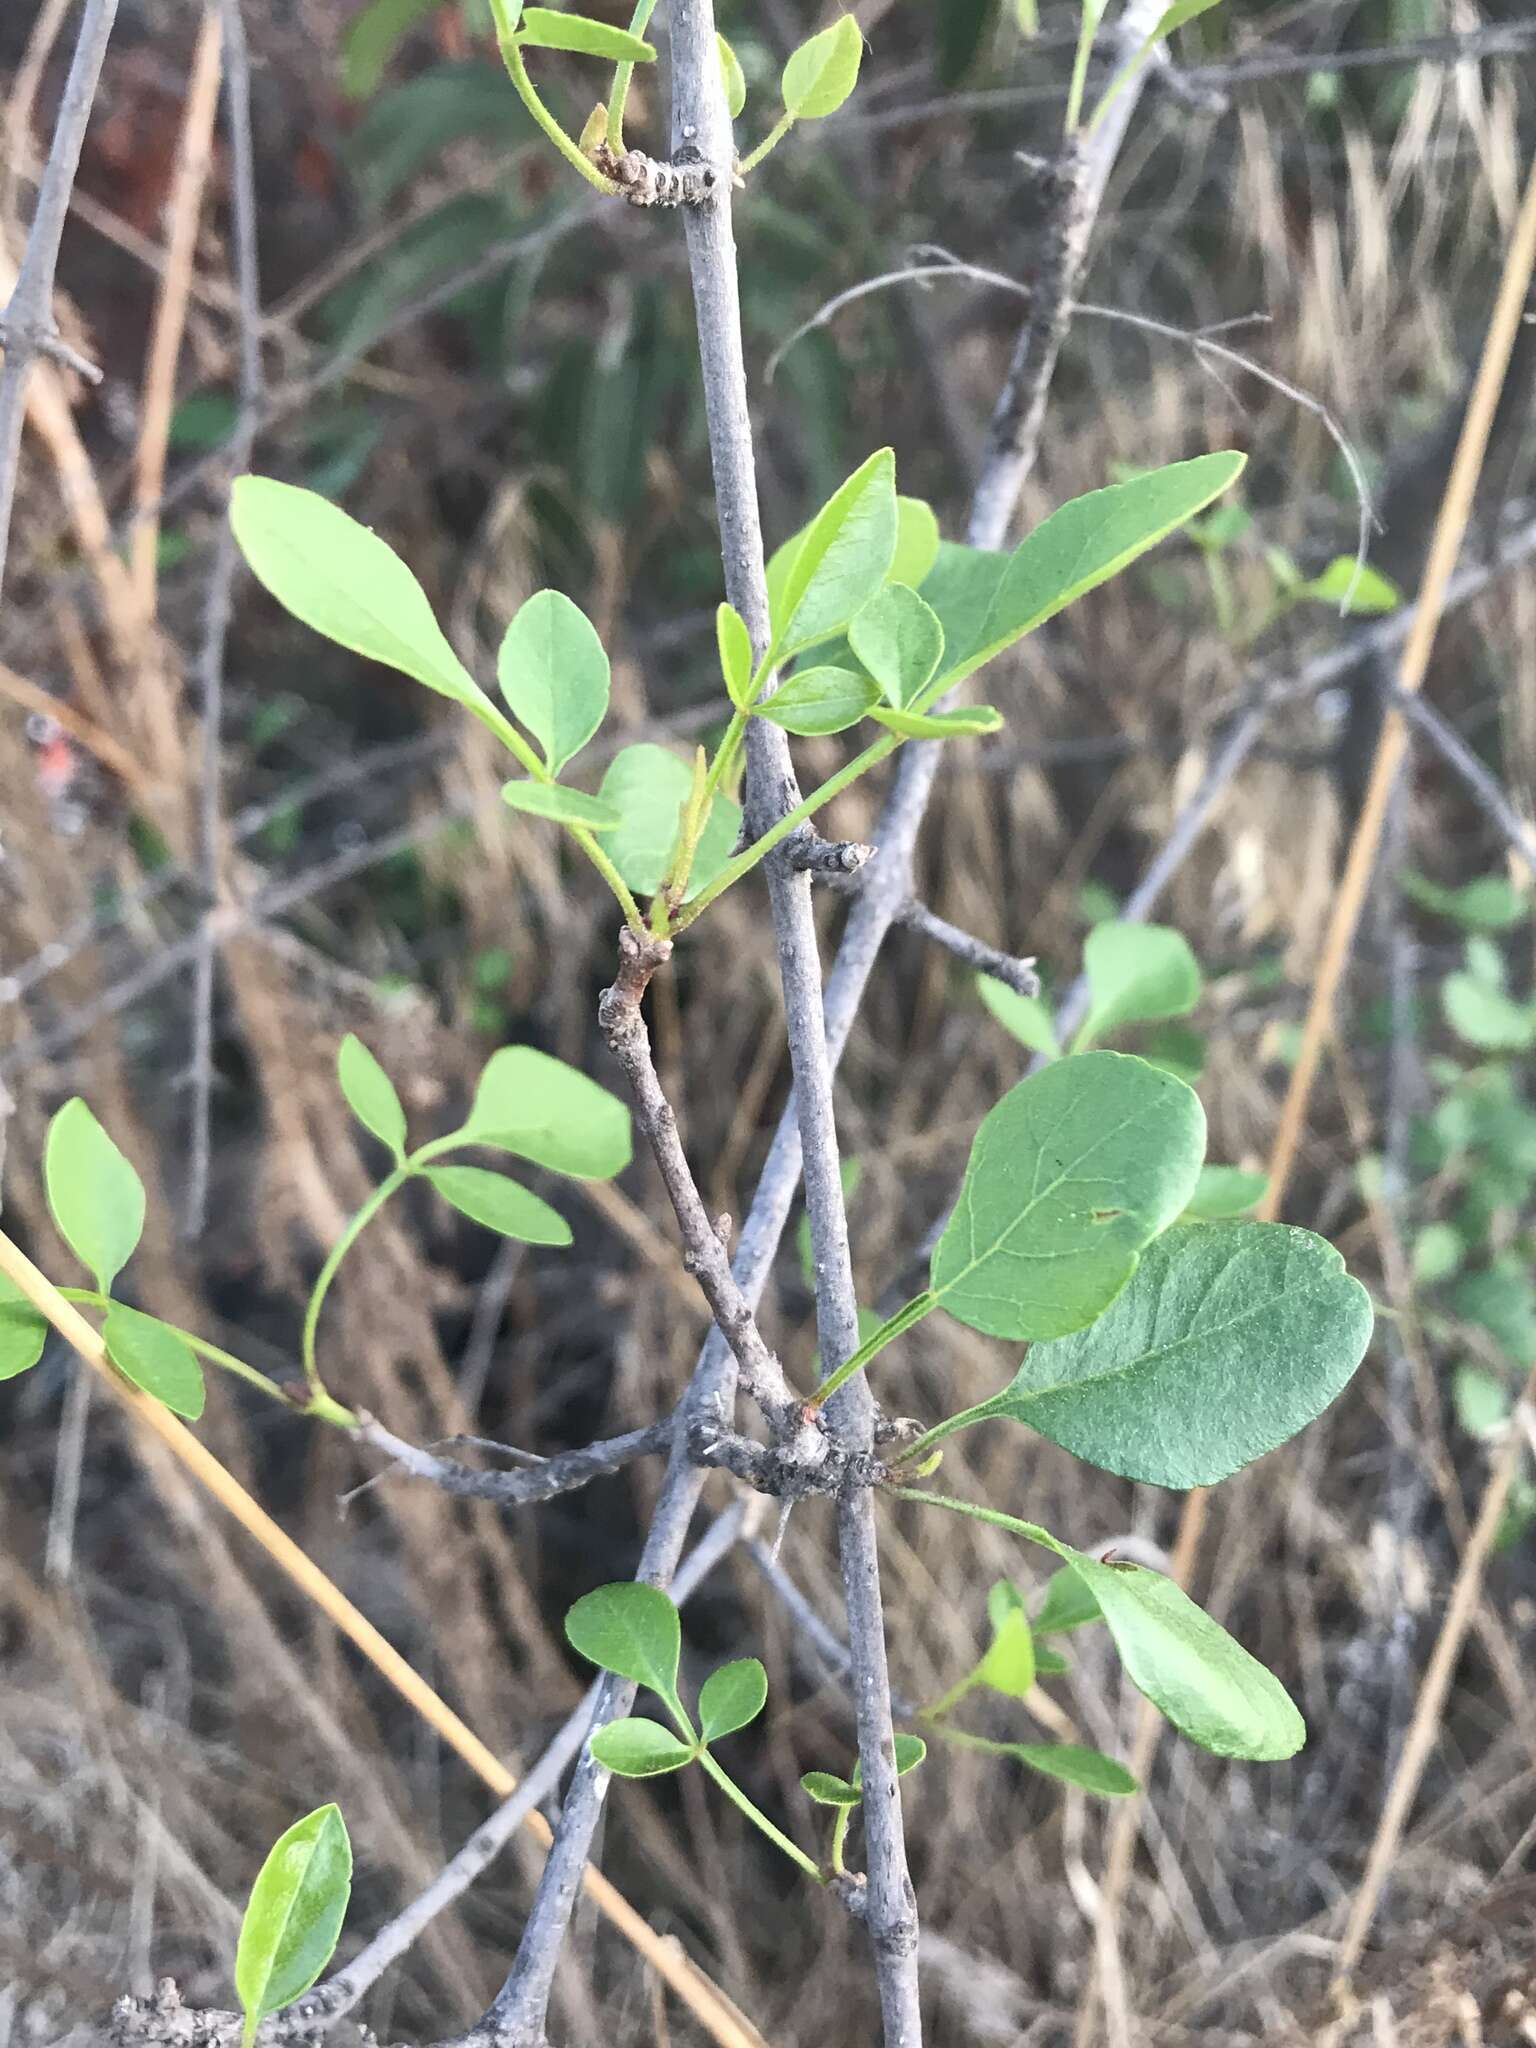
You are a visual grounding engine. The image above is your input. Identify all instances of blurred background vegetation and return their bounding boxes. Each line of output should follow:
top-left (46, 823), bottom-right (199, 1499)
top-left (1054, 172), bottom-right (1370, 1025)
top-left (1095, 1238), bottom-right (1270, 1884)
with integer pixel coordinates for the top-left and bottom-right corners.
top-left (3, 1), bottom-right (1536, 2042)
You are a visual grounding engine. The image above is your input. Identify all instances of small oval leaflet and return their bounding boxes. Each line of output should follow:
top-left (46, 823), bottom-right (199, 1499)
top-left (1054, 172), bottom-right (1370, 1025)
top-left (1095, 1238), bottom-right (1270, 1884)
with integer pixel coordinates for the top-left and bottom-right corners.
top-left (756, 666), bottom-right (880, 736)
top-left (497, 589), bottom-right (610, 776)
top-left (781, 14), bottom-right (863, 118)
top-left (235, 1804), bottom-right (352, 2044)
top-left (103, 1304), bottom-right (206, 1420)
top-left (566, 1581), bottom-right (683, 1708)
top-left (591, 1718), bottom-right (696, 1777)
top-left (337, 1034), bottom-right (407, 1160)
top-left (422, 1166), bottom-right (572, 1246)
top-left (501, 780), bottom-right (623, 832)
top-left (460, 1045), bottom-right (632, 1179)
top-left (0, 1276), bottom-right (47, 1382)
top-left (45, 1098), bottom-right (147, 1296)
top-left (698, 1658), bottom-right (768, 1743)
top-left (516, 8), bottom-right (655, 61)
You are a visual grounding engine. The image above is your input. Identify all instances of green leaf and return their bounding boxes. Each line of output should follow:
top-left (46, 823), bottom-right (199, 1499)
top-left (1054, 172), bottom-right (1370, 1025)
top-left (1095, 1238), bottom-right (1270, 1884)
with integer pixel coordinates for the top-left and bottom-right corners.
top-left (872, 704), bottom-right (1003, 740)
top-left (597, 743), bottom-right (741, 899)
top-left (1412, 1220), bottom-right (1463, 1285)
top-left (976, 1606), bottom-right (1036, 1699)
top-left (1033, 1645), bottom-right (1070, 1675)
top-left (231, 478), bottom-right (484, 707)
top-left (923, 454), bottom-right (1245, 690)
top-left (337, 1034), bottom-right (407, 1161)
top-left (45, 1099), bottom-right (146, 1295)
top-left (891, 497), bottom-right (942, 588)
top-left (342, 0), bottom-right (443, 97)
top-left (999, 1742), bottom-right (1136, 1796)
top-left (1075, 922), bottom-right (1201, 1050)
top-left (977, 975), bottom-right (1060, 1058)
top-left (717, 33), bottom-right (747, 117)
top-left (1181, 1164), bottom-right (1268, 1220)
top-left (852, 1734), bottom-right (926, 1789)
top-left (756, 666), bottom-right (881, 736)
top-left (931, 1222), bottom-right (1373, 1487)
top-left (566, 1583), bottom-right (683, 1706)
top-left (1402, 871), bottom-right (1525, 931)
top-left (460, 1045), bottom-right (631, 1178)
top-left (0, 1278), bottom-right (47, 1381)
top-left (775, 449), bottom-right (898, 658)
top-left (501, 780), bottom-right (623, 830)
top-left (102, 1306), bottom-right (205, 1419)
top-left (516, 8), bottom-right (655, 60)
top-left (1034, 1568), bottom-right (1101, 1635)
top-left (1147, 0), bottom-right (1223, 46)
top-left (497, 590), bottom-right (609, 776)
top-left (1139, 1022), bottom-right (1206, 1084)
top-left (716, 602), bottom-right (754, 707)
top-left (930, 1052), bottom-right (1206, 1341)
top-left (781, 14), bottom-right (863, 118)
top-left (423, 1166), bottom-right (572, 1245)
top-left (591, 1718), bottom-right (697, 1776)
top-left (235, 1806), bottom-right (352, 2031)
top-left (1303, 556), bottom-right (1401, 614)
top-left (801, 1770), bottom-right (860, 1806)
top-left (1453, 1363), bottom-right (1511, 1439)
top-left (849, 584), bottom-right (945, 708)
top-left (1442, 972), bottom-right (1535, 1052)
top-left (698, 1659), bottom-right (768, 1742)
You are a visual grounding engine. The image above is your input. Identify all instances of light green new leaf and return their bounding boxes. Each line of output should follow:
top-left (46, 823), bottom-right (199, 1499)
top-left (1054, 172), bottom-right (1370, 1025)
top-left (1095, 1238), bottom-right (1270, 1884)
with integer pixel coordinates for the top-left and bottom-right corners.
top-left (497, 589), bottom-right (609, 775)
top-left (891, 496), bottom-right (941, 588)
top-left (849, 583), bottom-right (945, 707)
top-left (1402, 870), bottom-right (1525, 931)
top-left (103, 1304), bottom-right (206, 1420)
top-left (566, 1583), bottom-right (683, 1706)
top-left (928, 1222), bottom-right (1373, 1487)
top-left (0, 1277), bottom-right (47, 1381)
top-left (923, 454), bottom-right (1245, 690)
top-left (717, 33), bottom-right (747, 116)
top-left (775, 449), bottom-right (898, 657)
top-left (1443, 972), bottom-right (1536, 1052)
top-left (801, 1770), bottom-right (860, 1806)
top-left (698, 1659), bottom-right (768, 1742)
top-left (598, 743), bottom-right (741, 899)
top-left (976, 1606), bottom-right (1036, 1699)
top-left (337, 1034), bottom-right (407, 1161)
top-left (1003, 1742), bottom-right (1136, 1796)
top-left (781, 14), bottom-right (863, 118)
top-left (871, 704), bottom-right (1002, 740)
top-left (1304, 556), bottom-right (1401, 614)
top-left (756, 666), bottom-right (880, 736)
top-left (235, 1805), bottom-right (352, 2038)
top-left (716, 602), bottom-right (754, 706)
top-left (591, 1718), bottom-right (696, 1776)
top-left (460, 1045), bottom-right (631, 1178)
top-left (1148, 0), bottom-right (1223, 45)
top-left (930, 1052), bottom-right (1206, 1341)
top-left (1182, 1164), bottom-right (1268, 1220)
top-left (501, 781), bottom-right (623, 830)
top-left (45, 1098), bottom-right (146, 1295)
top-left (1033, 1567), bottom-right (1101, 1636)
top-left (978, 975), bottom-right (1060, 1058)
top-left (231, 478), bottom-right (483, 707)
top-left (516, 8), bottom-right (655, 60)
top-left (1075, 922), bottom-right (1201, 1050)
top-left (423, 1166), bottom-right (572, 1246)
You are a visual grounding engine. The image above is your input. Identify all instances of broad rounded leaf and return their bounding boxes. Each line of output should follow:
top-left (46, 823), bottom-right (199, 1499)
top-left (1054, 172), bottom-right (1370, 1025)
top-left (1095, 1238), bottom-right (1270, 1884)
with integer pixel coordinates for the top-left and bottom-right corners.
top-left (103, 1305), bottom-right (206, 1419)
top-left (978, 975), bottom-right (1060, 1059)
top-left (597, 743), bottom-right (741, 900)
top-left (976, 1606), bottom-right (1035, 1699)
top-left (781, 14), bottom-right (863, 118)
top-left (461, 1045), bottom-right (631, 1178)
top-left (0, 1277), bottom-right (47, 1381)
top-left (497, 589), bottom-right (610, 775)
top-left (591, 1718), bottom-right (696, 1777)
top-left (872, 704), bottom-right (1002, 740)
top-left (891, 495), bottom-right (941, 589)
top-left (930, 1052), bottom-right (1206, 1341)
top-left (1004, 1743), bottom-right (1136, 1796)
top-left (516, 8), bottom-right (655, 60)
top-left (337, 1034), bottom-right (407, 1160)
top-left (757, 666), bottom-right (880, 736)
top-left (801, 1770), bottom-right (859, 1806)
top-left (235, 1805), bottom-right (352, 2026)
top-left (423, 1166), bottom-right (572, 1246)
top-left (501, 780), bottom-right (623, 831)
top-left (717, 32), bottom-right (747, 117)
top-left (716, 602), bottom-right (754, 706)
top-left (1182, 1164), bottom-right (1268, 1220)
top-left (566, 1582), bottom-right (682, 1704)
top-left (698, 1658), bottom-right (768, 1742)
top-left (849, 584), bottom-right (945, 708)
top-left (1076, 923), bottom-right (1201, 1049)
top-left (775, 449), bottom-right (897, 658)
top-left (231, 478), bottom-right (483, 706)
top-left (45, 1098), bottom-right (146, 1294)
top-left (950, 1222), bottom-right (1374, 1487)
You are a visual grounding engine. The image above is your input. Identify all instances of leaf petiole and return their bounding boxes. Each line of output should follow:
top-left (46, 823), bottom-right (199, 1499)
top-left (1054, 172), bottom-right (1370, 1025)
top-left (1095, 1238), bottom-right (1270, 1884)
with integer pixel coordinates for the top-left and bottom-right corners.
top-left (695, 1747), bottom-right (825, 1882)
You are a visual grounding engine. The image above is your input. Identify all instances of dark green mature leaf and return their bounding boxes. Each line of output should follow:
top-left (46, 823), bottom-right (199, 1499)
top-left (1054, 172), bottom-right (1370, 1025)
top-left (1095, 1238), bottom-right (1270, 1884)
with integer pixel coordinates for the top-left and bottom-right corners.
top-left (341, 0), bottom-right (442, 97)
top-left (337, 1034), bottom-right (407, 1161)
top-left (871, 704), bottom-right (1002, 740)
top-left (849, 583), bottom-right (945, 707)
top-left (231, 479), bottom-right (484, 707)
top-left (978, 975), bottom-right (1060, 1058)
top-left (516, 8), bottom-right (655, 60)
top-left (103, 1306), bottom-right (206, 1419)
top-left (597, 744), bottom-right (741, 899)
top-left (235, 1806), bottom-right (352, 2031)
top-left (0, 1277), bottom-right (47, 1381)
top-left (930, 1052), bottom-right (1206, 1341)
top-left (775, 449), bottom-right (898, 657)
top-left (757, 666), bottom-right (880, 735)
top-left (498, 591), bottom-right (610, 775)
top-left (423, 1166), bottom-right (572, 1245)
top-left (1182, 1165), bottom-right (1268, 1220)
top-left (698, 1659), bottom-right (768, 1742)
top-left (566, 1583), bottom-right (683, 1706)
top-left (937, 0), bottom-right (999, 82)
top-left (501, 781), bottom-right (623, 830)
top-left (461, 1045), bottom-right (631, 1178)
top-left (591, 1718), bottom-right (696, 1776)
top-left (928, 1223), bottom-right (1373, 1487)
top-left (922, 454), bottom-right (1245, 690)
top-left (1075, 922), bottom-right (1201, 1049)
top-left (1033, 1567), bottom-right (1101, 1635)
top-left (45, 1099), bottom-right (146, 1294)
top-left (781, 14), bottom-right (863, 117)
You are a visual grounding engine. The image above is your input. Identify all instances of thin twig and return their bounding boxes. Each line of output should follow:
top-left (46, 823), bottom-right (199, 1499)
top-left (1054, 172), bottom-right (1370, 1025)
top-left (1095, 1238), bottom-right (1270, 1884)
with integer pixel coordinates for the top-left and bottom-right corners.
top-left (1394, 688), bottom-right (1536, 878)
top-left (350, 1414), bottom-right (677, 1509)
top-left (893, 899), bottom-right (1039, 998)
